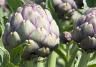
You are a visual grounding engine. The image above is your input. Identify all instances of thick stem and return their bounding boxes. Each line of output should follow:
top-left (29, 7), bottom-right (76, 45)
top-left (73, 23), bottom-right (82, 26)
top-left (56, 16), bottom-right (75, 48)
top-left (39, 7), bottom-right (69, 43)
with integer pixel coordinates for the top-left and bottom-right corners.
top-left (36, 57), bottom-right (45, 67)
top-left (47, 51), bottom-right (58, 67)
top-left (26, 60), bottom-right (34, 67)
top-left (21, 60), bottom-right (35, 67)
top-left (21, 57), bottom-right (45, 67)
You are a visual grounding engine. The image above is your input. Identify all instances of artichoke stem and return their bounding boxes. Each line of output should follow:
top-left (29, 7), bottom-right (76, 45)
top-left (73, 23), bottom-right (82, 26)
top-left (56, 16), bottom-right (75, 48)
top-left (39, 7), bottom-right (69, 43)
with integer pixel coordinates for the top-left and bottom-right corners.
top-left (36, 57), bottom-right (45, 67)
top-left (47, 51), bottom-right (58, 67)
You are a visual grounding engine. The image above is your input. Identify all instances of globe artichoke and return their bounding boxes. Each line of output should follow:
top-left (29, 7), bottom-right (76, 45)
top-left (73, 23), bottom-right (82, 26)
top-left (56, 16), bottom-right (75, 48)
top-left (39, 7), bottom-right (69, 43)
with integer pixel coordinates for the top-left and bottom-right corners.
top-left (3, 3), bottom-right (60, 58)
top-left (53, 0), bottom-right (77, 19)
top-left (72, 8), bottom-right (96, 51)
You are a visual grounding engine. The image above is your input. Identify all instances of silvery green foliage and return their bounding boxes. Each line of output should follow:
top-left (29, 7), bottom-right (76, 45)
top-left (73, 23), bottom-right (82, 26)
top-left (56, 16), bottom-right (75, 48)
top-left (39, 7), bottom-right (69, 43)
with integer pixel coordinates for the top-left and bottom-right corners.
top-left (72, 8), bottom-right (96, 50)
top-left (2, 3), bottom-right (60, 57)
top-left (53, 0), bottom-right (77, 18)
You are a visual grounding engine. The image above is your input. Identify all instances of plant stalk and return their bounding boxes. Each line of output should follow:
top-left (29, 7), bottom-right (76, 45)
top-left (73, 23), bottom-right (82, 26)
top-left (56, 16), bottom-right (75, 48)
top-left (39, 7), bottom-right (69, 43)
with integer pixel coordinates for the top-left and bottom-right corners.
top-left (47, 51), bottom-right (58, 67)
top-left (36, 57), bottom-right (45, 67)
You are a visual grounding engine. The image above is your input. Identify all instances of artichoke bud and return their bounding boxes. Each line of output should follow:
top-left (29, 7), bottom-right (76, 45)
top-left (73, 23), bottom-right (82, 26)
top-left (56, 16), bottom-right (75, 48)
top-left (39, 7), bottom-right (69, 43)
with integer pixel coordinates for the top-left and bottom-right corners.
top-left (72, 8), bottom-right (96, 51)
top-left (60, 32), bottom-right (72, 43)
top-left (53, 0), bottom-right (77, 18)
top-left (3, 3), bottom-right (60, 58)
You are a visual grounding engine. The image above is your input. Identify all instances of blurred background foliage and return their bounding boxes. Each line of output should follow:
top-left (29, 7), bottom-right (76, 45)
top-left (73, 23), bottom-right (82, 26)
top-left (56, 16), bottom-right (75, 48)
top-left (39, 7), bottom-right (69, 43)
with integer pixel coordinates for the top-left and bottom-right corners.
top-left (0, 0), bottom-right (96, 67)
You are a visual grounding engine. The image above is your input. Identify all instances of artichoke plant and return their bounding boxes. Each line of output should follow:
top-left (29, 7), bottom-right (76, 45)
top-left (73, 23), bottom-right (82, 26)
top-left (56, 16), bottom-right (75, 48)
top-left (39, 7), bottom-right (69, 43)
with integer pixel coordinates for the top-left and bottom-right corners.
top-left (53, 0), bottom-right (77, 19)
top-left (72, 8), bottom-right (96, 51)
top-left (2, 3), bottom-right (60, 58)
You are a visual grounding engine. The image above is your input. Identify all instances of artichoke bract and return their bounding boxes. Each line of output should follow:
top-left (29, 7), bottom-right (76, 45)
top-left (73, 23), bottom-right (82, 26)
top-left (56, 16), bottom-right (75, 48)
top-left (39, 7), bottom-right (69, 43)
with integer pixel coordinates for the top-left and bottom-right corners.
top-left (3, 3), bottom-right (60, 58)
top-left (72, 8), bottom-right (96, 50)
top-left (53, 0), bottom-right (77, 19)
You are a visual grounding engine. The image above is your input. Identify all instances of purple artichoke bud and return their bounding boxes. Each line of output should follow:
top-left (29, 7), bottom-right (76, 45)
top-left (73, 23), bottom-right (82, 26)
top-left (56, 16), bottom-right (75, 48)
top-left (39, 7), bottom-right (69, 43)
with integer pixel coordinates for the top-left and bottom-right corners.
top-left (60, 32), bottom-right (72, 43)
top-left (53, 0), bottom-right (77, 18)
top-left (72, 8), bottom-right (96, 51)
top-left (3, 3), bottom-right (60, 57)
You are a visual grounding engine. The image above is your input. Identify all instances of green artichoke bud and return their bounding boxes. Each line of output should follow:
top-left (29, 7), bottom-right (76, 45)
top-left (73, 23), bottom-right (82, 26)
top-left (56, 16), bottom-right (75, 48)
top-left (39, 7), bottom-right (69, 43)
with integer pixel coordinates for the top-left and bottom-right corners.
top-left (53, 0), bottom-right (77, 19)
top-left (3, 3), bottom-right (60, 58)
top-left (72, 8), bottom-right (96, 51)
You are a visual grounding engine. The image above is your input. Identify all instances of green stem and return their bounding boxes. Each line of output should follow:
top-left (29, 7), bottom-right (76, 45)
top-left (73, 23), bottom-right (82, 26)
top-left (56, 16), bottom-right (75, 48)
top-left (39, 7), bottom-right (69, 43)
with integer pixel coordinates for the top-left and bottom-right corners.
top-left (21, 57), bottom-right (45, 67)
top-left (78, 51), bottom-right (90, 67)
top-left (36, 57), bottom-right (45, 67)
top-left (47, 51), bottom-right (58, 67)
top-left (21, 60), bottom-right (35, 67)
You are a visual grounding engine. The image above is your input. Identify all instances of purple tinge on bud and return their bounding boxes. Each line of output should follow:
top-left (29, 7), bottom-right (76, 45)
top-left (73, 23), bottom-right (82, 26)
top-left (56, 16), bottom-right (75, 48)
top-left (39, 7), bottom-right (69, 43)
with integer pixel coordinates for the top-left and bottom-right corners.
top-left (3, 3), bottom-right (60, 57)
top-left (53, 0), bottom-right (77, 18)
top-left (60, 32), bottom-right (72, 43)
top-left (72, 7), bottom-right (96, 51)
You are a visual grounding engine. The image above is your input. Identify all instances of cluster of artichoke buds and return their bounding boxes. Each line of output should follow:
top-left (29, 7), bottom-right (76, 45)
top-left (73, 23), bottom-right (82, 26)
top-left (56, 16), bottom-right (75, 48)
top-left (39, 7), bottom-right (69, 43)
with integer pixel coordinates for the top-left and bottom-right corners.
top-left (72, 8), bottom-right (96, 51)
top-left (53, 0), bottom-right (77, 19)
top-left (2, 3), bottom-right (60, 59)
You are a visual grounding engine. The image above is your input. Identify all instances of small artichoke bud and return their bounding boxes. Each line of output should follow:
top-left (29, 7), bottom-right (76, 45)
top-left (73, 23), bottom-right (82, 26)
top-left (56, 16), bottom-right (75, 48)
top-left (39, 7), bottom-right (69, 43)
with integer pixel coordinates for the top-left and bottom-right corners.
top-left (60, 32), bottom-right (72, 43)
top-left (3, 3), bottom-right (60, 58)
top-left (72, 7), bottom-right (96, 51)
top-left (53, 0), bottom-right (77, 19)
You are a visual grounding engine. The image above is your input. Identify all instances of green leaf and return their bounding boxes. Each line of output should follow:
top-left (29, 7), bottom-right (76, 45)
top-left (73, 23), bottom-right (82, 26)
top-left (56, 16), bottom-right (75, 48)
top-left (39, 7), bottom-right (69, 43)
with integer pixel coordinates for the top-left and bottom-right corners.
top-left (88, 58), bottom-right (96, 67)
top-left (86, 0), bottom-right (96, 7)
top-left (7, 0), bottom-right (23, 12)
top-left (0, 46), bottom-right (11, 67)
top-left (88, 64), bottom-right (96, 67)
top-left (78, 52), bottom-right (90, 67)
top-left (10, 43), bottom-right (25, 65)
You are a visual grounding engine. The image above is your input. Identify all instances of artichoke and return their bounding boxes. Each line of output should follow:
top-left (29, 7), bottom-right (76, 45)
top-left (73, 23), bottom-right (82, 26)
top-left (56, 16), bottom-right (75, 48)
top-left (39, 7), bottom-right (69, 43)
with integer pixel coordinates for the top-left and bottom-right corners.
top-left (53, 0), bottom-right (77, 19)
top-left (72, 8), bottom-right (96, 51)
top-left (3, 3), bottom-right (60, 58)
